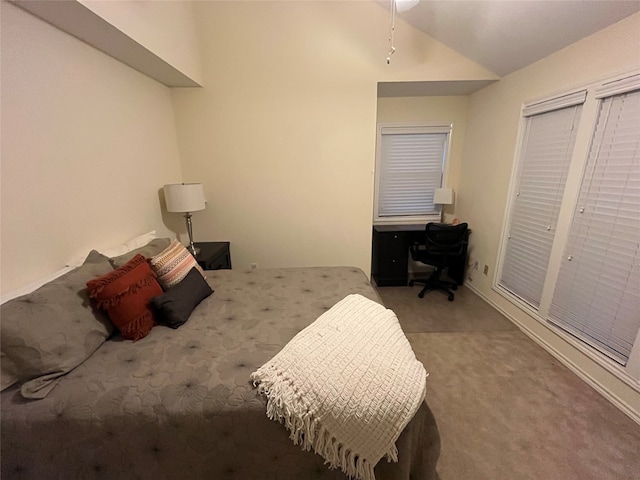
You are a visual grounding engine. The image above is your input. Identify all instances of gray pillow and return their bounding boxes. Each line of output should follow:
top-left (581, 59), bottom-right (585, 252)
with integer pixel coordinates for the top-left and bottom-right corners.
top-left (0, 250), bottom-right (114, 398)
top-left (109, 237), bottom-right (171, 268)
top-left (150, 267), bottom-right (214, 328)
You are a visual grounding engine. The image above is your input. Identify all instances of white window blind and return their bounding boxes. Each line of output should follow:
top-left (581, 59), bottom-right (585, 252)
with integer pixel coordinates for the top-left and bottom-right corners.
top-left (377, 126), bottom-right (449, 218)
top-left (499, 103), bottom-right (582, 308)
top-left (548, 88), bottom-right (640, 365)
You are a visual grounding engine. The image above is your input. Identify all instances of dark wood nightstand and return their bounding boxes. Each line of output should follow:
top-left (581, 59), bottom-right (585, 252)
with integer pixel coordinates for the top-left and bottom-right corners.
top-left (194, 242), bottom-right (231, 270)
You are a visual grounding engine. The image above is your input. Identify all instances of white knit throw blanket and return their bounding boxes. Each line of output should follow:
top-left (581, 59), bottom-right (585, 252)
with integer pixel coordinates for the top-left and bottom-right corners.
top-left (251, 294), bottom-right (427, 480)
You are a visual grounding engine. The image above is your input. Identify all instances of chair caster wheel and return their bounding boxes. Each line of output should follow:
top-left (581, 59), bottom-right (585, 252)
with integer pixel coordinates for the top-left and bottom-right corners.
top-left (409, 280), bottom-right (415, 287)
top-left (418, 292), bottom-right (425, 298)
top-left (448, 294), bottom-right (454, 301)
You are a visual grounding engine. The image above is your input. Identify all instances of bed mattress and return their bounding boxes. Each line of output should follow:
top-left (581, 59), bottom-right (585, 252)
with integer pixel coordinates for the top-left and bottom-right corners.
top-left (1, 266), bottom-right (440, 480)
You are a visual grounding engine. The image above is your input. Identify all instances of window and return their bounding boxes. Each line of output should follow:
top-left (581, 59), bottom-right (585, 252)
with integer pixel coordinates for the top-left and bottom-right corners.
top-left (496, 72), bottom-right (640, 382)
top-left (498, 92), bottom-right (585, 308)
top-left (374, 125), bottom-right (451, 224)
top-left (548, 86), bottom-right (640, 366)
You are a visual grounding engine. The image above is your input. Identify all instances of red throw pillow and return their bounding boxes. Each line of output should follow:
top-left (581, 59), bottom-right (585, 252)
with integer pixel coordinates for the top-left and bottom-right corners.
top-left (87, 254), bottom-right (162, 341)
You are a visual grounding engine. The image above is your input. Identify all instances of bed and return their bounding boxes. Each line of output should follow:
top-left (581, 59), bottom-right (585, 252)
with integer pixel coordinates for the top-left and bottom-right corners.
top-left (1, 240), bottom-right (440, 480)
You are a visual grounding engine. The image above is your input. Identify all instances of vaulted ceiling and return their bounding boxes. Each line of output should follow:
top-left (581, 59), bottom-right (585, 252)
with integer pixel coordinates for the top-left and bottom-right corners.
top-left (392, 0), bottom-right (640, 76)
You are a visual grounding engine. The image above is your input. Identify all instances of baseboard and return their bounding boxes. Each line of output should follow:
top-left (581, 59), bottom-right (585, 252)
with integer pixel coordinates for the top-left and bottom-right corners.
top-left (464, 281), bottom-right (640, 426)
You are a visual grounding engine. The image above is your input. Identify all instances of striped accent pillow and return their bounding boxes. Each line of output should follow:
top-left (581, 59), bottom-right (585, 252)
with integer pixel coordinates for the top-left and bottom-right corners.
top-left (149, 240), bottom-right (205, 289)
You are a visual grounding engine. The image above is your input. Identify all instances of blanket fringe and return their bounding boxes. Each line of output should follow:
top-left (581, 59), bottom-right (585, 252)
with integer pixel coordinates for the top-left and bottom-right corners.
top-left (252, 366), bottom-right (381, 480)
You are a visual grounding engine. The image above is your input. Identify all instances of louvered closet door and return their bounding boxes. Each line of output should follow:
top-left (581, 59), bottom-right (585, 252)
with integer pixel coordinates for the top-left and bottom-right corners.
top-left (549, 88), bottom-right (640, 365)
top-left (499, 103), bottom-right (582, 308)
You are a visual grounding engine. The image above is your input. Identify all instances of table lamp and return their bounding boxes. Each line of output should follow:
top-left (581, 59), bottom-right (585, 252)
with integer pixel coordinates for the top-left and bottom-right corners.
top-left (433, 187), bottom-right (454, 223)
top-left (163, 183), bottom-right (206, 256)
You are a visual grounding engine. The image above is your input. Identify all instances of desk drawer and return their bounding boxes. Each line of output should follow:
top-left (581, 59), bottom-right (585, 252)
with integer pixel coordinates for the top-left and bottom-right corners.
top-left (371, 229), bottom-right (409, 286)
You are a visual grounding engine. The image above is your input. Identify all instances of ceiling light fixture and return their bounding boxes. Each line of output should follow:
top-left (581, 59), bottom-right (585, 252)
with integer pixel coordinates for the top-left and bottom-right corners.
top-left (387, 0), bottom-right (420, 64)
top-left (387, 0), bottom-right (396, 64)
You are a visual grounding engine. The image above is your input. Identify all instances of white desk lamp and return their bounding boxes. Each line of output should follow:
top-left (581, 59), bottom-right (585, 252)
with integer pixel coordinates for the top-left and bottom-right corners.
top-left (433, 187), bottom-right (454, 223)
top-left (163, 183), bottom-right (206, 256)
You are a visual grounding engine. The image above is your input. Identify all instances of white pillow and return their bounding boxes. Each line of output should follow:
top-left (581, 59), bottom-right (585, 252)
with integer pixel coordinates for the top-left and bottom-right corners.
top-left (66, 231), bottom-right (159, 268)
top-left (122, 230), bottom-right (158, 252)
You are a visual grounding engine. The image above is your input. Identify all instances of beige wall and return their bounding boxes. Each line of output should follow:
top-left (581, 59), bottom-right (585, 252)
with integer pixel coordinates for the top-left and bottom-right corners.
top-left (376, 95), bottom-right (470, 221)
top-left (0, 2), bottom-right (183, 294)
top-left (0, 0), bottom-right (495, 291)
top-left (171, 1), bottom-right (494, 274)
top-left (457, 13), bottom-right (640, 418)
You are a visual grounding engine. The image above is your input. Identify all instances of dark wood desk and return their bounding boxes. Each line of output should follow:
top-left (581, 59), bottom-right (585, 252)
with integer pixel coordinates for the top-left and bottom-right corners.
top-left (371, 225), bottom-right (469, 287)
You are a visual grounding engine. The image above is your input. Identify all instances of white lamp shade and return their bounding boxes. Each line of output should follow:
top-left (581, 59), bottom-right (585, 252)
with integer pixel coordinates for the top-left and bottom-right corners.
top-left (433, 187), bottom-right (454, 205)
top-left (163, 183), bottom-right (206, 213)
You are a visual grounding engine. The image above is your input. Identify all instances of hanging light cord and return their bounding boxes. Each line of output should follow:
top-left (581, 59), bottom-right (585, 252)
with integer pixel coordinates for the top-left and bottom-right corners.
top-left (387, 0), bottom-right (396, 64)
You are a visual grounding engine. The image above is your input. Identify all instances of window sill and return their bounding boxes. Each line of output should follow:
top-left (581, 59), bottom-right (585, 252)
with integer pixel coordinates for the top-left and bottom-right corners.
top-left (374, 215), bottom-right (441, 226)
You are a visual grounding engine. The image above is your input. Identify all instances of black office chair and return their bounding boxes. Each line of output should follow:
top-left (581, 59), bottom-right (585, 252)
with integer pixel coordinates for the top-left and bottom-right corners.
top-left (409, 222), bottom-right (469, 301)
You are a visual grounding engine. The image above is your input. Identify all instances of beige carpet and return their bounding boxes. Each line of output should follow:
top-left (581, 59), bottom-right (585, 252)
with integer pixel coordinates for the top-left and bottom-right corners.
top-left (376, 285), bottom-right (640, 480)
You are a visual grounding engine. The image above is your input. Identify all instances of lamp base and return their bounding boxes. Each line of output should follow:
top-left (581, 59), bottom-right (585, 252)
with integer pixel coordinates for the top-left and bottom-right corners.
top-left (183, 213), bottom-right (200, 257)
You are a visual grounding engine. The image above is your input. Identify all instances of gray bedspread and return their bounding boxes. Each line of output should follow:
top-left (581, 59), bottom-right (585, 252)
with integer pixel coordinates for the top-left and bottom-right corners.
top-left (1, 267), bottom-right (440, 480)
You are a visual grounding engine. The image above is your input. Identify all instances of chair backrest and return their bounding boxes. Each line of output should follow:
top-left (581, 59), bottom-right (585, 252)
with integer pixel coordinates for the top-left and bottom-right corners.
top-left (424, 222), bottom-right (469, 258)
